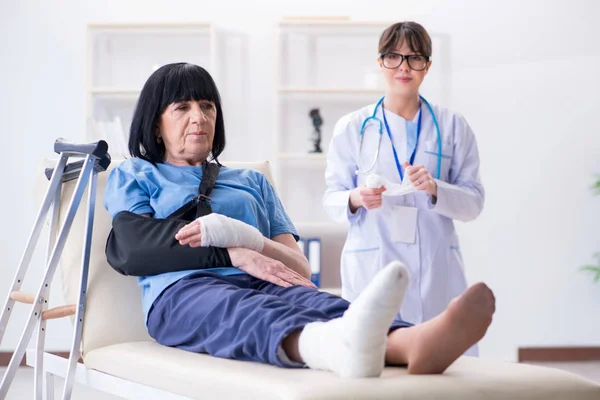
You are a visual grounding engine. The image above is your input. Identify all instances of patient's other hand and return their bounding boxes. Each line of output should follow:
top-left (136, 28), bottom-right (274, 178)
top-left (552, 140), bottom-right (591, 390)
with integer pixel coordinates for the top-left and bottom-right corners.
top-left (175, 219), bottom-right (204, 247)
top-left (228, 248), bottom-right (317, 289)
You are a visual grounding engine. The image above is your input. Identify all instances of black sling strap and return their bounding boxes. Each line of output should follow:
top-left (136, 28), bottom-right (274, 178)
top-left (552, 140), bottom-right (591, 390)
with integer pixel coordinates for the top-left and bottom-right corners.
top-left (167, 161), bottom-right (221, 221)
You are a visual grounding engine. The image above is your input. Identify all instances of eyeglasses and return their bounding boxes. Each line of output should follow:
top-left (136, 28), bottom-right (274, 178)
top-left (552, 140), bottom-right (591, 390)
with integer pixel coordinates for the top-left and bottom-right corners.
top-left (380, 52), bottom-right (430, 71)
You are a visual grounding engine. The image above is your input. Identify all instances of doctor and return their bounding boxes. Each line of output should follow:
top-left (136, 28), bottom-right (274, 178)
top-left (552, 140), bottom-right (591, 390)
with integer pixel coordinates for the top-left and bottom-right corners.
top-left (323, 21), bottom-right (484, 341)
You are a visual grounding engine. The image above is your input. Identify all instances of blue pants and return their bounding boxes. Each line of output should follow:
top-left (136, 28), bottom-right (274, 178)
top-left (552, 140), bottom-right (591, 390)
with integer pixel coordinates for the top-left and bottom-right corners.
top-left (147, 271), bottom-right (412, 368)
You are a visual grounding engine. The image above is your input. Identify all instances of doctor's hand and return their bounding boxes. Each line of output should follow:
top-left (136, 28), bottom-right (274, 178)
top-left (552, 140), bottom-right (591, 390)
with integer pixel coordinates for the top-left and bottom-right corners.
top-left (349, 185), bottom-right (387, 212)
top-left (403, 162), bottom-right (437, 196)
top-left (228, 247), bottom-right (317, 289)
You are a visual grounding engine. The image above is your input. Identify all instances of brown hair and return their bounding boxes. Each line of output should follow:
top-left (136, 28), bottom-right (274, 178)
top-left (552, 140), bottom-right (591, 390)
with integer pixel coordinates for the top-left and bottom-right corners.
top-left (378, 21), bottom-right (432, 58)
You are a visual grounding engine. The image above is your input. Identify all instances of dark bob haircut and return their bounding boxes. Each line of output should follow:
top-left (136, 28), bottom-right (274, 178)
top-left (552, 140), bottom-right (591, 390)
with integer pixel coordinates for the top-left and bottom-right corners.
top-left (128, 62), bottom-right (226, 165)
top-left (378, 21), bottom-right (432, 59)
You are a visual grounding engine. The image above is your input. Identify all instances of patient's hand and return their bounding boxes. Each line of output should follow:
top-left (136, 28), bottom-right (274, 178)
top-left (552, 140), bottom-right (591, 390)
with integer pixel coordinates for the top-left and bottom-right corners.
top-left (175, 213), bottom-right (264, 252)
top-left (228, 248), bottom-right (317, 289)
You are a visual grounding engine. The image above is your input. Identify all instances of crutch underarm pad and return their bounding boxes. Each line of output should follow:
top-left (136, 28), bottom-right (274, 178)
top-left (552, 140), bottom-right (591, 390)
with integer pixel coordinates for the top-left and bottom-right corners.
top-left (106, 211), bottom-right (232, 276)
top-left (54, 137), bottom-right (108, 158)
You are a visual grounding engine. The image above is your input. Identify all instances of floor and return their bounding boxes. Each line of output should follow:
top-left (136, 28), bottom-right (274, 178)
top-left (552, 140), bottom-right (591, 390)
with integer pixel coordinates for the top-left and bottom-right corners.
top-left (1, 365), bottom-right (121, 399)
top-left (2, 362), bottom-right (600, 399)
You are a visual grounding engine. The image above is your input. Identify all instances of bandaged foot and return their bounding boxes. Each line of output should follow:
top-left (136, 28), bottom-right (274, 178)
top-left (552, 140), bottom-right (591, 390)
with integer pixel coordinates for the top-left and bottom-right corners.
top-left (198, 213), bottom-right (264, 252)
top-left (298, 261), bottom-right (409, 378)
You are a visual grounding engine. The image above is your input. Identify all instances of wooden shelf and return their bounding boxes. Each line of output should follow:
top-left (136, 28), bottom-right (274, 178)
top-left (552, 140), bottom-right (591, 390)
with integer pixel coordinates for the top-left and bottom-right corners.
top-left (88, 23), bottom-right (212, 35)
top-left (277, 152), bottom-right (326, 161)
top-left (279, 87), bottom-right (383, 94)
top-left (279, 20), bottom-right (393, 28)
top-left (278, 20), bottom-right (392, 37)
top-left (91, 88), bottom-right (140, 95)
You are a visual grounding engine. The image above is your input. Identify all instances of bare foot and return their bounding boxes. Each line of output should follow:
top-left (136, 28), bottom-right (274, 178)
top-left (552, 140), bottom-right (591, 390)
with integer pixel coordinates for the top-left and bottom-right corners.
top-left (386, 282), bottom-right (495, 374)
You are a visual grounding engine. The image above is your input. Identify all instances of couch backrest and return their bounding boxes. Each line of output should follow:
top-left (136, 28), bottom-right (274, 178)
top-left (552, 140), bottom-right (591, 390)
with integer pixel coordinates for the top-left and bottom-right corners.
top-left (38, 158), bottom-right (275, 356)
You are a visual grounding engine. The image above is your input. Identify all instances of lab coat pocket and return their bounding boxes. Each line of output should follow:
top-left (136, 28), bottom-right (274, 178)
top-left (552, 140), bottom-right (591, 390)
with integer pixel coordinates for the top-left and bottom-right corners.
top-left (420, 139), bottom-right (453, 182)
top-left (447, 233), bottom-right (464, 264)
top-left (445, 234), bottom-right (467, 294)
top-left (341, 245), bottom-right (381, 301)
top-left (448, 243), bottom-right (464, 268)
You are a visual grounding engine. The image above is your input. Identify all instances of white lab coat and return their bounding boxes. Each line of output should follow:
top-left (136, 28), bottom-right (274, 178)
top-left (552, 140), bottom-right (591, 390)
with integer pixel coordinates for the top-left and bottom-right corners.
top-left (323, 100), bottom-right (484, 330)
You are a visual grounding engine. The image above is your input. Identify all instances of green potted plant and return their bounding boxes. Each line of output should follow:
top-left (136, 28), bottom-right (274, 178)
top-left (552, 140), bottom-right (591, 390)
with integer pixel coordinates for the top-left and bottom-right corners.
top-left (581, 176), bottom-right (600, 282)
top-left (582, 254), bottom-right (600, 283)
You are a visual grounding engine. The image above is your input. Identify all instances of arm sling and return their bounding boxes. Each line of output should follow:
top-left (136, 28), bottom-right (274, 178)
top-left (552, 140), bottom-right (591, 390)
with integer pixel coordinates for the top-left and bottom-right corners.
top-left (105, 161), bottom-right (232, 276)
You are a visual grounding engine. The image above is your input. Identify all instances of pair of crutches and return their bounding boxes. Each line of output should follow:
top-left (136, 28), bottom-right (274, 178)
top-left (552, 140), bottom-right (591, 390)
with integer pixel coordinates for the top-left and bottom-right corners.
top-left (0, 138), bottom-right (111, 399)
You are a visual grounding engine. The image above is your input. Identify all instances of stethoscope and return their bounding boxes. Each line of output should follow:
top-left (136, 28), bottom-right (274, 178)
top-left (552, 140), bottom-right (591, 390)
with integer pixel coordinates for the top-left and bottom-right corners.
top-left (355, 95), bottom-right (442, 180)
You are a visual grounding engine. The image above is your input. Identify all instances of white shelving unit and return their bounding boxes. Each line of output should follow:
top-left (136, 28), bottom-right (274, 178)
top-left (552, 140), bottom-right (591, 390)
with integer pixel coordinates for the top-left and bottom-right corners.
top-left (273, 20), bottom-right (397, 226)
top-left (85, 23), bottom-right (243, 157)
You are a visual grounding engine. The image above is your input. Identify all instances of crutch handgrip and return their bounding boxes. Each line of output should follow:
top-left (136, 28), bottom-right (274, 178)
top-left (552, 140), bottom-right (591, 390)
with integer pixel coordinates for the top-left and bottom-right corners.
top-left (10, 291), bottom-right (35, 304)
top-left (10, 291), bottom-right (76, 320)
top-left (42, 305), bottom-right (76, 320)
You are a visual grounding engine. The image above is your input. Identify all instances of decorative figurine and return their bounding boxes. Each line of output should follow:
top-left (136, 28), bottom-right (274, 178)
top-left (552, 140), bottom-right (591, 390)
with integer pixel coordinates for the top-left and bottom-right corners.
top-left (309, 108), bottom-right (323, 153)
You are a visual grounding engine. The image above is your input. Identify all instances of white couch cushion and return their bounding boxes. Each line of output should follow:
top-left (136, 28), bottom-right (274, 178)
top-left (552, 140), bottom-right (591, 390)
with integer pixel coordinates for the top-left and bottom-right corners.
top-left (84, 341), bottom-right (600, 400)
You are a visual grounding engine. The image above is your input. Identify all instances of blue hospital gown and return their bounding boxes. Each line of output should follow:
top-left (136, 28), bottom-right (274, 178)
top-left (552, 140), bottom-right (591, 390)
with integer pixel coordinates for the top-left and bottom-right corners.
top-left (104, 158), bottom-right (298, 323)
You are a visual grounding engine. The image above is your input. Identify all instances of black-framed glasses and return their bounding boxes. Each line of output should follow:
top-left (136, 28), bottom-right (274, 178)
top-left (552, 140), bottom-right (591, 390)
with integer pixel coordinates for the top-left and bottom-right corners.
top-left (380, 52), bottom-right (430, 71)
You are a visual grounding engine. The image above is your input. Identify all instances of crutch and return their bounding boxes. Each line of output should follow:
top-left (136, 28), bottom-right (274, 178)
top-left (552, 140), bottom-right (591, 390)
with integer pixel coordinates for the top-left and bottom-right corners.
top-left (0, 138), bottom-right (111, 400)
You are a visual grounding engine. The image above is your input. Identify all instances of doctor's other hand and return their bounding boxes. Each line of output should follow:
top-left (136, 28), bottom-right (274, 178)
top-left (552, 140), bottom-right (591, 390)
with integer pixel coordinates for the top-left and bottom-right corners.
top-left (349, 185), bottom-right (387, 212)
top-left (403, 161), bottom-right (437, 197)
top-left (228, 247), bottom-right (317, 289)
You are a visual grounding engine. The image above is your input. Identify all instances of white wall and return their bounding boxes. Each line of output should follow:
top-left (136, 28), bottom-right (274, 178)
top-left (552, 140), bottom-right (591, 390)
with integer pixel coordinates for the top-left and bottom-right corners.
top-left (1, 0), bottom-right (599, 361)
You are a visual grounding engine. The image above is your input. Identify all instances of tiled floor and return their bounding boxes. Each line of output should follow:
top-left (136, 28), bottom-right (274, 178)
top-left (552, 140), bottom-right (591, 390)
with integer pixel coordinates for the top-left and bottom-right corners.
top-left (2, 362), bottom-right (600, 399)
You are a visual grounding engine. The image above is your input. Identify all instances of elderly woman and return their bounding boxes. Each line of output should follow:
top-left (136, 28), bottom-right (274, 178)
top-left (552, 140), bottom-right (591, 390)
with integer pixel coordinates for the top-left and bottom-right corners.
top-left (104, 62), bottom-right (495, 378)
